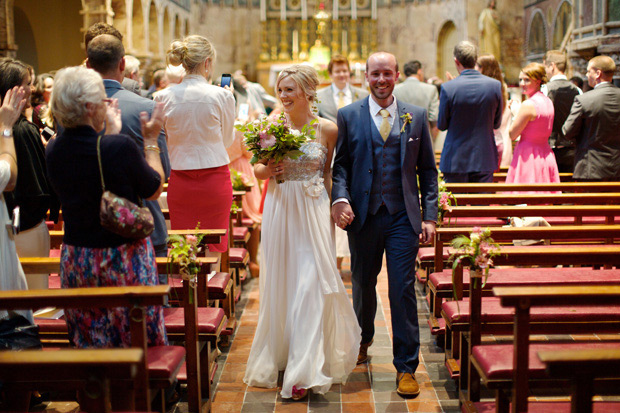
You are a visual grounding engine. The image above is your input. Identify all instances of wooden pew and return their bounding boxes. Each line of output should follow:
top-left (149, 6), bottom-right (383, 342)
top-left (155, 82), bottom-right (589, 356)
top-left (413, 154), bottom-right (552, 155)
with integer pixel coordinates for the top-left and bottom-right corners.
top-left (491, 172), bottom-right (573, 182)
top-left (0, 348), bottom-right (143, 413)
top-left (0, 286), bottom-right (179, 412)
top-left (451, 192), bottom-right (620, 205)
top-left (464, 286), bottom-right (620, 413)
top-left (19, 257), bottom-right (224, 413)
top-left (444, 182), bottom-right (620, 193)
top-left (538, 349), bottom-right (620, 413)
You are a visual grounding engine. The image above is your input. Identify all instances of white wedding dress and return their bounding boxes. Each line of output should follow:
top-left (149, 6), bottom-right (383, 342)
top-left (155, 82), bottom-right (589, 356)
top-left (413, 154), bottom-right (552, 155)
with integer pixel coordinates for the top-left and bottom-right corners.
top-left (243, 140), bottom-right (361, 398)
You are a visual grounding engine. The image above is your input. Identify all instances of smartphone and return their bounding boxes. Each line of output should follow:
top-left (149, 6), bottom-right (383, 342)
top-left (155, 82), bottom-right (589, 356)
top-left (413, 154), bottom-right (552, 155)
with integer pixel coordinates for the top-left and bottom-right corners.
top-left (41, 126), bottom-right (55, 141)
top-left (220, 73), bottom-right (232, 88)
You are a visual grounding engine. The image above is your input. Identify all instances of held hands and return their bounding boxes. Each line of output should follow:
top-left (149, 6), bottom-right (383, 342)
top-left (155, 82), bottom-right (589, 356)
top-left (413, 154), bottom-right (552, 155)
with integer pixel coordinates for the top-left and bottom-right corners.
top-left (331, 202), bottom-right (355, 229)
top-left (0, 86), bottom-right (27, 130)
top-left (104, 98), bottom-right (122, 135)
top-left (140, 101), bottom-right (165, 142)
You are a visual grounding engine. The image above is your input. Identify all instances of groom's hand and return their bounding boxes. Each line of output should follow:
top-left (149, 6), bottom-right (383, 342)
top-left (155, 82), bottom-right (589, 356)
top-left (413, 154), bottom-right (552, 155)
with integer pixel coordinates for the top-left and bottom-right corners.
top-left (420, 220), bottom-right (436, 244)
top-left (331, 202), bottom-right (355, 229)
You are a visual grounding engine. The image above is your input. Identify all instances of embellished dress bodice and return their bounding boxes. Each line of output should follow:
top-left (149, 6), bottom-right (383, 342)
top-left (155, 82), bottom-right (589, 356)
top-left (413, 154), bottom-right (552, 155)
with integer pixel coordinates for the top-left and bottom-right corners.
top-left (281, 141), bottom-right (327, 197)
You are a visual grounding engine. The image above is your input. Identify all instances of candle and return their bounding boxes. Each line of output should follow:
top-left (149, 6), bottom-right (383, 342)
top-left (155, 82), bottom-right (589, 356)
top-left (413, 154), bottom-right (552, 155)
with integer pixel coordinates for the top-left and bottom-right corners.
top-left (333, 0), bottom-right (338, 20)
top-left (355, 62), bottom-right (361, 79)
top-left (292, 30), bottom-right (299, 56)
top-left (351, 0), bottom-right (357, 20)
top-left (371, 0), bottom-right (376, 20)
top-left (301, 0), bottom-right (307, 20)
top-left (342, 30), bottom-right (347, 54)
top-left (280, 0), bottom-right (286, 21)
top-left (260, 0), bottom-right (266, 21)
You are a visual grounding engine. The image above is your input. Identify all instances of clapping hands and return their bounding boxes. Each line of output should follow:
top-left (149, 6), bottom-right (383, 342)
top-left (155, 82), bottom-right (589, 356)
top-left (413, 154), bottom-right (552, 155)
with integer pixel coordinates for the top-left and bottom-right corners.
top-left (0, 86), bottom-right (27, 130)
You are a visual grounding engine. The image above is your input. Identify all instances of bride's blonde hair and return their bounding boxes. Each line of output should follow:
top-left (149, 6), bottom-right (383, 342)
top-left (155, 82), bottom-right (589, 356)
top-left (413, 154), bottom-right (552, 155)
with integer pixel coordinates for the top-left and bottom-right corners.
top-left (275, 65), bottom-right (319, 113)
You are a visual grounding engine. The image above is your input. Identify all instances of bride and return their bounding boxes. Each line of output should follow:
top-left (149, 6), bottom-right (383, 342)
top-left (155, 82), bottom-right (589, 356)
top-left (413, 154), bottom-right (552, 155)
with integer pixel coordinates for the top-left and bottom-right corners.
top-left (243, 65), bottom-right (361, 400)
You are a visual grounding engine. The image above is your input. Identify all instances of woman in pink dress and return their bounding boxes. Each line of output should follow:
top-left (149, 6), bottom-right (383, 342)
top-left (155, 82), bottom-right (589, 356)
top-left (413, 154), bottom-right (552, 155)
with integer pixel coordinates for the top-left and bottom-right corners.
top-left (506, 62), bottom-right (559, 184)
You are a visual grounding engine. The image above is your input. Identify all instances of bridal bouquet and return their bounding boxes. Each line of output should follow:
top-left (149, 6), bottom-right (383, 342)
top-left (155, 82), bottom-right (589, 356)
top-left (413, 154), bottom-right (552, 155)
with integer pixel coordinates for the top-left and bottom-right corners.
top-left (235, 114), bottom-right (316, 183)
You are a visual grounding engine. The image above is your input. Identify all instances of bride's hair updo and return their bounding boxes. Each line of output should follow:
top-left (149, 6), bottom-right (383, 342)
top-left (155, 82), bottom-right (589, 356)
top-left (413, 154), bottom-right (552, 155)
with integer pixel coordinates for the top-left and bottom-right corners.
top-left (275, 64), bottom-right (319, 106)
top-left (167, 35), bottom-right (216, 74)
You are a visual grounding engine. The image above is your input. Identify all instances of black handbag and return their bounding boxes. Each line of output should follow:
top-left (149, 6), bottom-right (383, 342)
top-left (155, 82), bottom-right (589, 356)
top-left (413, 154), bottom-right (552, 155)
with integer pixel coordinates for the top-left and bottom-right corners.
top-left (97, 135), bottom-right (154, 239)
top-left (0, 315), bottom-right (42, 350)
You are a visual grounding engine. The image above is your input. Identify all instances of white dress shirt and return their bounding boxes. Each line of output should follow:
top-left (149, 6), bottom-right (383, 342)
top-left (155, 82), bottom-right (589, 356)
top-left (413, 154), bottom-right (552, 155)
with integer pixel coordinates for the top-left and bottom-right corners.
top-left (154, 74), bottom-right (235, 170)
top-left (368, 96), bottom-right (398, 131)
top-left (332, 84), bottom-right (353, 107)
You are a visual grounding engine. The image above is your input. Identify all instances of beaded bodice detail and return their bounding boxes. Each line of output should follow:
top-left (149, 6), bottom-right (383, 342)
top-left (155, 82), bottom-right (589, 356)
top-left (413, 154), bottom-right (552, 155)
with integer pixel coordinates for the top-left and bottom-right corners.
top-left (281, 141), bottom-right (327, 182)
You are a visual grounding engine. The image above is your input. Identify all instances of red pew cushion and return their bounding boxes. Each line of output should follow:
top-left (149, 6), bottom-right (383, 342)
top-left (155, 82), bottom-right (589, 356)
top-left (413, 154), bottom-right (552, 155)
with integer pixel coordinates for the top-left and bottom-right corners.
top-left (146, 345), bottom-right (185, 379)
top-left (163, 307), bottom-right (225, 335)
top-left (469, 401), bottom-right (620, 413)
top-left (229, 247), bottom-right (248, 263)
top-left (232, 226), bottom-right (249, 241)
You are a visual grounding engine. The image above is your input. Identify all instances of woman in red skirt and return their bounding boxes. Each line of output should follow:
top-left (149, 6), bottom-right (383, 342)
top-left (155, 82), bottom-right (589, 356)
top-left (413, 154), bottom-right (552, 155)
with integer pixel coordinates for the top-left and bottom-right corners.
top-left (155, 35), bottom-right (235, 255)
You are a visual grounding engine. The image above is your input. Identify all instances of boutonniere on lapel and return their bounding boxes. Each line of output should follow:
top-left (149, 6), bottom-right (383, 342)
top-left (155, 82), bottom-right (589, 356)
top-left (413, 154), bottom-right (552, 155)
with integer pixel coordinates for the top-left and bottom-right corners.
top-left (400, 112), bottom-right (413, 133)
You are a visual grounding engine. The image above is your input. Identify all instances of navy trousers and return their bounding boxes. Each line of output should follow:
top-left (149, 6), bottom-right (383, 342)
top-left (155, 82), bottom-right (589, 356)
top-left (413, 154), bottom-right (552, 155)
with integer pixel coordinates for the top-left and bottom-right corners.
top-left (348, 206), bottom-right (420, 373)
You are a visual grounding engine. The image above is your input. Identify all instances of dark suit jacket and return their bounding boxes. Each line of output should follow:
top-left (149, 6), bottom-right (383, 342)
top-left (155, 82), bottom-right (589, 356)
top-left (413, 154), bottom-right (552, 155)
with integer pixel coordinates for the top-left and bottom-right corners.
top-left (562, 82), bottom-right (620, 180)
top-left (437, 69), bottom-right (502, 173)
top-left (547, 78), bottom-right (581, 147)
top-left (317, 84), bottom-right (369, 123)
top-left (332, 96), bottom-right (438, 234)
top-left (104, 79), bottom-right (171, 246)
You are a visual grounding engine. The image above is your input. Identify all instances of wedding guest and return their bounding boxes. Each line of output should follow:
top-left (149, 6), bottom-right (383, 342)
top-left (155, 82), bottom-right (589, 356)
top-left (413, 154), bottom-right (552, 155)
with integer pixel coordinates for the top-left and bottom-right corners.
top-left (506, 62), bottom-right (559, 185)
top-left (475, 54), bottom-right (513, 168)
top-left (46, 65), bottom-right (167, 348)
top-left (0, 58), bottom-right (59, 290)
top-left (31, 73), bottom-right (54, 131)
top-left (155, 35), bottom-right (234, 257)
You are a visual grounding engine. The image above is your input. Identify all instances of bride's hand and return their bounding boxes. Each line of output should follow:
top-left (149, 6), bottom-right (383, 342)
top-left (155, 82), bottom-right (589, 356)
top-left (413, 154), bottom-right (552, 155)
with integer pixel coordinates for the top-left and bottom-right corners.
top-left (268, 159), bottom-right (285, 178)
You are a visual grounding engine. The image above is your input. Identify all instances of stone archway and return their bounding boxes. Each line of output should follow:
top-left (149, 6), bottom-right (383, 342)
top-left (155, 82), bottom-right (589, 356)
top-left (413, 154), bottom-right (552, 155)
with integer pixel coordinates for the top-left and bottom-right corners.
top-left (552, 0), bottom-right (572, 50)
top-left (163, 6), bottom-right (171, 53)
top-left (527, 10), bottom-right (547, 59)
top-left (148, 0), bottom-right (157, 56)
top-left (437, 20), bottom-right (458, 81)
top-left (132, 0), bottom-right (146, 55)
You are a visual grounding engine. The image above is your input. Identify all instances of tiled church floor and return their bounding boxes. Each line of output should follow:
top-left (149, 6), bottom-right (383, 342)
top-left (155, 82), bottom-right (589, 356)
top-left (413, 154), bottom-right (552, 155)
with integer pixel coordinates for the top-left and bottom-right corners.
top-left (209, 262), bottom-right (460, 413)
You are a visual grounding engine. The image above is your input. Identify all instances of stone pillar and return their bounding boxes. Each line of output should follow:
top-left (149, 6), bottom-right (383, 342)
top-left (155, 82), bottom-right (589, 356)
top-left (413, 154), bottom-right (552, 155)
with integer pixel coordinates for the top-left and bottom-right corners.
top-left (0, 0), bottom-right (17, 58)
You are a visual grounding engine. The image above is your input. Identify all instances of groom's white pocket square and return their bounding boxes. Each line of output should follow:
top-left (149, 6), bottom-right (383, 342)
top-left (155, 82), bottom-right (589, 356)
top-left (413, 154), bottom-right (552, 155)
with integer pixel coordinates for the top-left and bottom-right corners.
top-left (408, 137), bottom-right (420, 142)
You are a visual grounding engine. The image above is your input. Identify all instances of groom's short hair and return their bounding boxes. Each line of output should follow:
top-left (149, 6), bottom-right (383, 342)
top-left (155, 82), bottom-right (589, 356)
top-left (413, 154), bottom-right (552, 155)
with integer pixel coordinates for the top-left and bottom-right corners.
top-left (366, 52), bottom-right (399, 73)
top-left (454, 41), bottom-right (477, 69)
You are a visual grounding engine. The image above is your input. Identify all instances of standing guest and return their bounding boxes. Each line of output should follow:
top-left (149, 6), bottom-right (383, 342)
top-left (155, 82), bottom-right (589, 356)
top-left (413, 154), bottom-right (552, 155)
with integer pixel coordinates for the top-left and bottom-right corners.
top-left (332, 52), bottom-right (437, 397)
top-left (31, 73), bottom-right (54, 131)
top-left (0, 58), bottom-right (59, 290)
top-left (393, 60), bottom-right (439, 138)
top-left (147, 70), bottom-right (169, 100)
top-left (317, 55), bottom-right (369, 123)
top-left (506, 63), bottom-right (559, 185)
top-left (244, 64), bottom-right (360, 400)
top-left (543, 50), bottom-right (581, 173)
top-left (475, 54), bottom-right (513, 168)
top-left (155, 35), bottom-right (235, 255)
top-left (86, 34), bottom-right (171, 276)
top-left (123, 55), bottom-right (148, 97)
top-left (317, 54), bottom-right (368, 274)
top-left (83, 23), bottom-right (142, 97)
top-left (46, 66), bottom-right (167, 348)
top-left (232, 70), bottom-right (277, 116)
top-left (570, 75), bottom-right (584, 92)
top-left (563, 55), bottom-right (620, 181)
top-left (437, 41), bottom-right (502, 183)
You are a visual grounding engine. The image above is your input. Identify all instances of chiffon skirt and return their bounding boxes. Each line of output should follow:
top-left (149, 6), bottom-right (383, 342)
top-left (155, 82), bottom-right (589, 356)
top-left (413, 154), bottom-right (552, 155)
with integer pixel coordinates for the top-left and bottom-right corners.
top-left (243, 180), bottom-right (361, 398)
top-left (167, 165), bottom-right (232, 252)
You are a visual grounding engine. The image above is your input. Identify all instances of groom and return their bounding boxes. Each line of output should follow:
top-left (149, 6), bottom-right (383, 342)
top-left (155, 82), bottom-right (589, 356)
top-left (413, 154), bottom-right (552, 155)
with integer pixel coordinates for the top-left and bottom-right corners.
top-left (331, 52), bottom-right (438, 397)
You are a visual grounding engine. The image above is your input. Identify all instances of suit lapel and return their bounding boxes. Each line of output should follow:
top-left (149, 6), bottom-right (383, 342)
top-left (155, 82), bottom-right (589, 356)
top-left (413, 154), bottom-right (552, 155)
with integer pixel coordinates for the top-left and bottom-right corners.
top-left (359, 97), bottom-right (373, 155)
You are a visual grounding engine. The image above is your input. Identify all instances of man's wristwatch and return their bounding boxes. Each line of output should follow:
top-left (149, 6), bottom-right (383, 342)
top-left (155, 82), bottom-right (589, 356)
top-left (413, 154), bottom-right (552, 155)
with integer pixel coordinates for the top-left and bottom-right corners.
top-left (2, 129), bottom-right (12, 138)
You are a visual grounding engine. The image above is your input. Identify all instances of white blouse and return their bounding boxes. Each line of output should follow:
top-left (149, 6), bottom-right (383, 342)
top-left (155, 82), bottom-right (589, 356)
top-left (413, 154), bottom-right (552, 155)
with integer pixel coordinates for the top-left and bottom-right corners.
top-left (155, 74), bottom-right (236, 170)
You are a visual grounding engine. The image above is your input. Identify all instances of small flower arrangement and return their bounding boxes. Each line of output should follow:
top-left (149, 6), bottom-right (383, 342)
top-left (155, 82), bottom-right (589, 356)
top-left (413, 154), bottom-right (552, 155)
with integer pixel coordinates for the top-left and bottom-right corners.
top-left (230, 168), bottom-right (249, 191)
top-left (400, 112), bottom-right (413, 133)
top-left (437, 176), bottom-right (457, 226)
top-left (168, 224), bottom-right (205, 302)
top-left (450, 227), bottom-right (501, 289)
top-left (235, 113), bottom-right (316, 183)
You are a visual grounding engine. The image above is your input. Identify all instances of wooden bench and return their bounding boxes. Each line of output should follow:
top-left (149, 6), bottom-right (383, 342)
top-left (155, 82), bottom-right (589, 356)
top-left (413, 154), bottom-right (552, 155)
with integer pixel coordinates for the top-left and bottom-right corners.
top-left (444, 182), bottom-right (620, 193)
top-left (464, 286), bottom-right (620, 413)
top-left (0, 348), bottom-right (143, 413)
top-left (19, 257), bottom-right (225, 413)
top-left (491, 172), bottom-right (573, 182)
top-left (0, 286), bottom-right (181, 412)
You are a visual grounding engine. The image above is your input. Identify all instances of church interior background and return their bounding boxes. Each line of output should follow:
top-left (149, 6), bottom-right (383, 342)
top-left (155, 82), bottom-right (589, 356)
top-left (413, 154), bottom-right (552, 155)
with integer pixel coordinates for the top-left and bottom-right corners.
top-left (3, 0), bottom-right (620, 97)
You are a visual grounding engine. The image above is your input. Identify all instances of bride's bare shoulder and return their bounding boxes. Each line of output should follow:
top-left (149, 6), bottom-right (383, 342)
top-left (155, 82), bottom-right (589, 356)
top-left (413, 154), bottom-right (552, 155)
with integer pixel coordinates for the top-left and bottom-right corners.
top-left (317, 117), bottom-right (337, 135)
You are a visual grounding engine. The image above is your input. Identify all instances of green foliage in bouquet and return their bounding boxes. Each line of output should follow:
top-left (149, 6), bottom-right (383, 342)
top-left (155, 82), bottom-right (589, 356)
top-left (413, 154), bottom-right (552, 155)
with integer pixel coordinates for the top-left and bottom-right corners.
top-left (230, 168), bottom-right (247, 191)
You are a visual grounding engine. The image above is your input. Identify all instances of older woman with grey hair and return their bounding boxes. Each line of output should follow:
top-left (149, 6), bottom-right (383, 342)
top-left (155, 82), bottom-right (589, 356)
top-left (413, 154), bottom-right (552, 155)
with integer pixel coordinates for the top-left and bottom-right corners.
top-left (45, 65), bottom-right (167, 348)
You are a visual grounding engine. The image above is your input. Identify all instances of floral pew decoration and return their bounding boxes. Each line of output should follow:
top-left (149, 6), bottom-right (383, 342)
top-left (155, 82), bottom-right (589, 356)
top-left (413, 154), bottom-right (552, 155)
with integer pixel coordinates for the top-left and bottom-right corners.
top-left (437, 173), bottom-right (457, 227)
top-left (168, 225), bottom-right (205, 304)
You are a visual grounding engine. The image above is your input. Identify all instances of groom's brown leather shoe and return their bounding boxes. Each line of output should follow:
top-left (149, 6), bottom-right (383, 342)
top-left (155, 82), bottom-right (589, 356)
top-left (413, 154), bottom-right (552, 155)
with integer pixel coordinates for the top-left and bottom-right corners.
top-left (357, 339), bottom-right (373, 364)
top-left (396, 372), bottom-right (420, 398)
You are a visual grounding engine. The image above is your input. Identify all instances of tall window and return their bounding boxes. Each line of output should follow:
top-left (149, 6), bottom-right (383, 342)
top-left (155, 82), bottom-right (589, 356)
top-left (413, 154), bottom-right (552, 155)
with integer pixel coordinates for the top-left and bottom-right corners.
top-left (553, 2), bottom-right (573, 49)
top-left (528, 12), bottom-right (547, 55)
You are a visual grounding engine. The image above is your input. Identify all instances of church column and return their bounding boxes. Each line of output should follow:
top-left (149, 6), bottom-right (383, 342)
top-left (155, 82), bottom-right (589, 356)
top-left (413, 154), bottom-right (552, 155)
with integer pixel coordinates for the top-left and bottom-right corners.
top-left (0, 0), bottom-right (17, 58)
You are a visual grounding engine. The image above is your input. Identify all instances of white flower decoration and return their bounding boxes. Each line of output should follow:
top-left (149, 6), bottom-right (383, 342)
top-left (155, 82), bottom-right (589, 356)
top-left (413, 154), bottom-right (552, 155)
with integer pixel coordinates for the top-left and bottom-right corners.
top-left (303, 175), bottom-right (325, 197)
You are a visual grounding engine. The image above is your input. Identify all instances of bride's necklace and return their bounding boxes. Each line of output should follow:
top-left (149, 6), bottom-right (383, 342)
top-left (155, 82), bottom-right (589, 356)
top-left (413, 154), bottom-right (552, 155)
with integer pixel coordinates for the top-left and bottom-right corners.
top-left (285, 114), bottom-right (318, 136)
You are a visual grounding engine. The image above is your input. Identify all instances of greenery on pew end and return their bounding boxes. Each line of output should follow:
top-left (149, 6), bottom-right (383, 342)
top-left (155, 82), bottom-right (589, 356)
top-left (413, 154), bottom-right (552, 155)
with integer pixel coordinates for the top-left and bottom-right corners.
top-left (450, 227), bottom-right (501, 303)
top-left (437, 174), bottom-right (457, 227)
top-left (230, 168), bottom-right (249, 191)
top-left (167, 224), bottom-right (205, 304)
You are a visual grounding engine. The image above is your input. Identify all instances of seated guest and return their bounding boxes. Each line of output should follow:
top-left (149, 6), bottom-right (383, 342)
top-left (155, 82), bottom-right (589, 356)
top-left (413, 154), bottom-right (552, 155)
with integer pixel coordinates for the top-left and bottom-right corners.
top-left (46, 66), bottom-right (167, 348)
top-left (31, 73), bottom-right (54, 131)
top-left (506, 62), bottom-right (559, 185)
top-left (155, 35), bottom-right (234, 259)
top-left (0, 58), bottom-right (59, 290)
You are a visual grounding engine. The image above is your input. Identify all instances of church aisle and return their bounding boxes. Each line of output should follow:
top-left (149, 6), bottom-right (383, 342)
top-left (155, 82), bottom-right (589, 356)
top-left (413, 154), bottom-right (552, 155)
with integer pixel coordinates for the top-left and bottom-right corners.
top-left (211, 261), bottom-right (460, 412)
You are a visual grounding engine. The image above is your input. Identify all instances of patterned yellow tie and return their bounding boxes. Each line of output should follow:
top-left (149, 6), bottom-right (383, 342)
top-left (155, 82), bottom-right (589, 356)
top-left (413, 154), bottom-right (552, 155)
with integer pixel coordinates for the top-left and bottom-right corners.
top-left (337, 91), bottom-right (345, 109)
top-left (379, 109), bottom-right (391, 141)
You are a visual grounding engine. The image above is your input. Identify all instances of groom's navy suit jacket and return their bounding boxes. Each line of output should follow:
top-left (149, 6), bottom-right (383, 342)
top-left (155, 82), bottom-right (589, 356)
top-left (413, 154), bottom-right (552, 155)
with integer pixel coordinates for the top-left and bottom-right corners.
top-left (332, 97), bottom-right (438, 234)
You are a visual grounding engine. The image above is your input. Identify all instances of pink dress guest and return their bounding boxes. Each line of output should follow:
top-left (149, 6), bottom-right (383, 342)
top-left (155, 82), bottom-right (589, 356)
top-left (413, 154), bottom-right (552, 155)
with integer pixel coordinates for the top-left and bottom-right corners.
top-left (506, 91), bottom-right (559, 184)
top-left (227, 131), bottom-right (262, 223)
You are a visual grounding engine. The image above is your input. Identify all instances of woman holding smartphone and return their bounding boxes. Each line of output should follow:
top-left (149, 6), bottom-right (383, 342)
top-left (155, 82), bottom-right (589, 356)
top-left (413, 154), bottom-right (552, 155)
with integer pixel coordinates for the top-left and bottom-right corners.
top-left (155, 36), bottom-right (235, 256)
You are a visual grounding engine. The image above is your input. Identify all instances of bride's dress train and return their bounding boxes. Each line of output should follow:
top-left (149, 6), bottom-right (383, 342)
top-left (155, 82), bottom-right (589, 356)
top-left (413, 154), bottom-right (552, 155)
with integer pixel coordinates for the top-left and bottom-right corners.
top-left (243, 141), bottom-right (361, 398)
